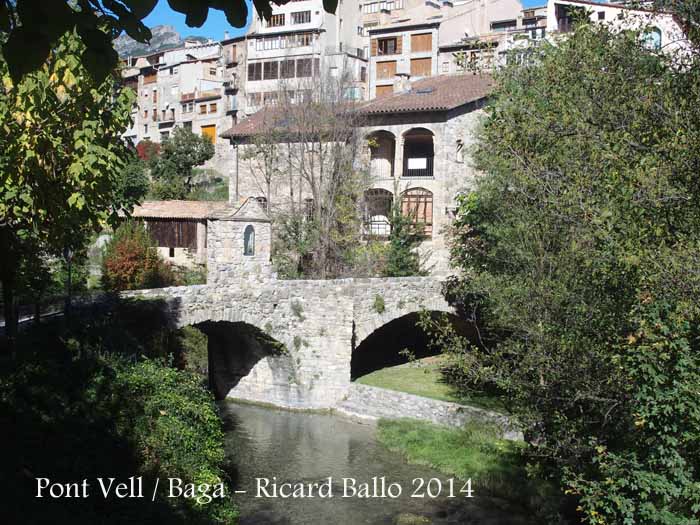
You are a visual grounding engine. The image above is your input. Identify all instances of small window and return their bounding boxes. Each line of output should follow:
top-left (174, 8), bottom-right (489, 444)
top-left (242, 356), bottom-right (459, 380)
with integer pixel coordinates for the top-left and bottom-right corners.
top-left (291, 11), bottom-right (311, 24)
top-left (199, 104), bottom-right (207, 114)
top-left (209, 103), bottom-right (217, 113)
top-left (255, 196), bottom-right (268, 210)
top-left (597, 11), bottom-right (605, 20)
top-left (168, 247), bottom-right (175, 257)
top-left (378, 37), bottom-right (397, 55)
top-left (268, 13), bottom-right (285, 27)
top-left (455, 139), bottom-right (464, 163)
top-left (243, 225), bottom-right (255, 256)
top-left (209, 67), bottom-right (217, 76)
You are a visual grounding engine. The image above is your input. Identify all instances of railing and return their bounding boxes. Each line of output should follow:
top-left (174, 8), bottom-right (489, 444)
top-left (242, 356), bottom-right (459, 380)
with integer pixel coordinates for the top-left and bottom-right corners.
top-left (196, 89), bottom-right (222, 100)
top-left (181, 92), bottom-right (196, 102)
top-left (402, 156), bottom-right (434, 178)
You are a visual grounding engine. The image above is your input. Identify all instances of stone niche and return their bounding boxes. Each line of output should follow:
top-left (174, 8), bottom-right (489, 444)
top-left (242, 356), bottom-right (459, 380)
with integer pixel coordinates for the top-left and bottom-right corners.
top-left (207, 197), bottom-right (273, 283)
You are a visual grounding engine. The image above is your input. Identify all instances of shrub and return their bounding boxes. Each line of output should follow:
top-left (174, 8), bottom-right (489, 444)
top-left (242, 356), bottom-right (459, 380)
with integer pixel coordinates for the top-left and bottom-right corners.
top-left (102, 221), bottom-right (175, 291)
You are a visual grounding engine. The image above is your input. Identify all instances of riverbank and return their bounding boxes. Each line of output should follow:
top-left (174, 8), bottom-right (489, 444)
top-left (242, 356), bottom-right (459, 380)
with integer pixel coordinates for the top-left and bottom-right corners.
top-left (356, 355), bottom-right (507, 413)
top-left (376, 419), bottom-right (548, 514)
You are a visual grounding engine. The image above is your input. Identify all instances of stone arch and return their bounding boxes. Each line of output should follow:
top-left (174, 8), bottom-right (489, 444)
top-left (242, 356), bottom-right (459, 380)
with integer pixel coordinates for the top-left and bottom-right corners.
top-left (400, 187), bottom-right (434, 237)
top-left (351, 308), bottom-right (465, 380)
top-left (363, 188), bottom-right (393, 238)
top-left (366, 129), bottom-right (396, 179)
top-left (402, 127), bottom-right (435, 178)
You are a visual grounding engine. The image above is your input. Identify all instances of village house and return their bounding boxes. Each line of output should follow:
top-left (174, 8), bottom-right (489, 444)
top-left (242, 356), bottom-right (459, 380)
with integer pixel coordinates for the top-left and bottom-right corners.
top-left (220, 73), bottom-right (493, 275)
top-left (129, 199), bottom-right (272, 282)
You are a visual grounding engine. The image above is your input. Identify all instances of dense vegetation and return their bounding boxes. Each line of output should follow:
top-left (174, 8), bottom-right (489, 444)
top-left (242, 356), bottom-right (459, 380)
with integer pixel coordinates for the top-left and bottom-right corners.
top-left (428, 20), bottom-right (700, 524)
top-left (0, 302), bottom-right (236, 523)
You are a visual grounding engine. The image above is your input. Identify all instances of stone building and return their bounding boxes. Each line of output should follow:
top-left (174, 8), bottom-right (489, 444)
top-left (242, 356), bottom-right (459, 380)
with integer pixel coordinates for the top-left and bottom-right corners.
top-left (129, 199), bottom-right (272, 281)
top-left (220, 73), bottom-right (494, 275)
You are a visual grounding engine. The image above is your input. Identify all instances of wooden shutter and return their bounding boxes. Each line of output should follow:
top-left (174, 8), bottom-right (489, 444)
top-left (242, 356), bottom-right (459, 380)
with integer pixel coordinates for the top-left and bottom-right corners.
top-left (377, 60), bottom-right (397, 79)
top-left (402, 189), bottom-right (433, 237)
top-left (201, 125), bottom-right (216, 144)
top-left (411, 33), bottom-right (432, 52)
top-left (371, 38), bottom-right (378, 56)
top-left (376, 85), bottom-right (393, 97)
top-left (410, 57), bottom-right (432, 77)
top-left (396, 36), bottom-right (402, 54)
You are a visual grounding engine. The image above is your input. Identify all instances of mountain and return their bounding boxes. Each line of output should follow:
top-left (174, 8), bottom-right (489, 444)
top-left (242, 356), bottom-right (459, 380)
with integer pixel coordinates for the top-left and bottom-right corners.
top-left (114, 24), bottom-right (210, 58)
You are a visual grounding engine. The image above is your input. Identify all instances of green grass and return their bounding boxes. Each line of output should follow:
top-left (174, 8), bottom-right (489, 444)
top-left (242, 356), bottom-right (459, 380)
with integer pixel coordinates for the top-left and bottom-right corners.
top-left (377, 419), bottom-right (537, 508)
top-left (356, 355), bottom-right (507, 413)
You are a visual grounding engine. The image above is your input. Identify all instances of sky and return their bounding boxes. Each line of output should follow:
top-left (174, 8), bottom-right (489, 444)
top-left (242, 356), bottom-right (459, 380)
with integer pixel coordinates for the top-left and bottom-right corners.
top-left (142, 0), bottom-right (552, 41)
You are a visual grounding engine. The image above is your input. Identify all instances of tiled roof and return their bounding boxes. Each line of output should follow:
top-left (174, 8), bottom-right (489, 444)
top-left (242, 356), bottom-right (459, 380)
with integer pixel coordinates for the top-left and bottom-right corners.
top-left (129, 200), bottom-right (237, 220)
top-left (220, 75), bottom-right (494, 139)
top-left (359, 74), bottom-right (494, 115)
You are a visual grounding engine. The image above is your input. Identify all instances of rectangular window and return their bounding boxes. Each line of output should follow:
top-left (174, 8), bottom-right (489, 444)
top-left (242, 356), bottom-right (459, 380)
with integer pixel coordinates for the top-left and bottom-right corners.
top-left (296, 58), bottom-right (312, 77)
top-left (360, 66), bottom-right (367, 82)
top-left (490, 20), bottom-right (517, 32)
top-left (410, 33), bottom-right (432, 53)
top-left (268, 13), bottom-right (285, 27)
top-left (297, 32), bottom-right (313, 46)
top-left (184, 121), bottom-right (192, 130)
top-left (263, 61), bottom-right (279, 80)
top-left (144, 109), bottom-right (148, 118)
top-left (291, 10), bottom-right (311, 24)
top-left (376, 60), bottom-right (397, 79)
top-left (598, 11), bottom-right (605, 20)
top-left (377, 37), bottom-right (398, 55)
top-left (144, 124), bottom-right (148, 134)
top-left (209, 103), bottom-right (217, 113)
top-left (248, 62), bottom-right (262, 81)
top-left (201, 125), bottom-right (216, 143)
top-left (410, 57), bottom-right (432, 77)
top-left (199, 104), bottom-right (207, 115)
top-left (376, 84), bottom-right (393, 97)
top-left (209, 67), bottom-right (217, 76)
top-left (280, 59), bottom-right (296, 79)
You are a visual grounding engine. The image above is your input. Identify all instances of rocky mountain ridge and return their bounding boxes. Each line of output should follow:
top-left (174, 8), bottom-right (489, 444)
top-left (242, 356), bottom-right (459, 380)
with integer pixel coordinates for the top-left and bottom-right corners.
top-left (115, 24), bottom-right (210, 58)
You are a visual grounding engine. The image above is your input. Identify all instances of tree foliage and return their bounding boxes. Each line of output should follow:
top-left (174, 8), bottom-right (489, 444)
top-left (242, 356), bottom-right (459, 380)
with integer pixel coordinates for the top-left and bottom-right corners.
top-left (382, 203), bottom-right (426, 277)
top-left (102, 221), bottom-right (175, 291)
top-left (0, 30), bottom-right (135, 347)
top-left (0, 0), bottom-right (339, 83)
top-left (441, 23), bottom-right (700, 523)
top-left (149, 126), bottom-right (215, 199)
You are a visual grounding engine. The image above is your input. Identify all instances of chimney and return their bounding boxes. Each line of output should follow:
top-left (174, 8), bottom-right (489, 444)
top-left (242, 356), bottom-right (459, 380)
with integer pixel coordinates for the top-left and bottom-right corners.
top-left (224, 31), bottom-right (230, 40)
top-left (393, 73), bottom-right (411, 94)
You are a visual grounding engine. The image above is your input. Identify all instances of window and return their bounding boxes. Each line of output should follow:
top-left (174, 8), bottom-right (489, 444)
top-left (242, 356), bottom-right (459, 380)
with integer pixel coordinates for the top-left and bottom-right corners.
top-left (169, 247), bottom-right (175, 257)
top-left (410, 33), bottom-right (432, 53)
top-left (248, 62), bottom-right (262, 81)
top-left (376, 84), bottom-right (393, 97)
top-left (376, 60), bottom-right (397, 79)
top-left (243, 225), bottom-right (255, 256)
top-left (144, 124), bottom-right (148, 134)
top-left (410, 57), bottom-right (432, 77)
top-left (209, 67), bottom-right (217, 76)
top-left (357, 26), bottom-right (364, 36)
top-left (199, 104), bottom-right (207, 114)
top-left (401, 188), bottom-right (433, 237)
top-left (280, 59), bottom-right (296, 79)
top-left (490, 20), bottom-right (517, 32)
top-left (161, 109), bottom-right (166, 120)
top-left (183, 121), bottom-right (192, 130)
top-left (255, 196), bottom-right (268, 210)
top-left (268, 13), bottom-right (285, 27)
top-left (161, 131), bottom-right (170, 141)
top-left (297, 32), bottom-right (313, 46)
top-left (263, 61), bottom-right (279, 80)
top-left (209, 103), bottom-right (217, 113)
top-left (153, 88), bottom-right (157, 102)
top-left (144, 109), bottom-right (148, 118)
top-left (364, 188), bottom-right (392, 238)
top-left (597, 11), bottom-right (605, 20)
top-left (442, 61), bottom-right (449, 73)
top-left (304, 198), bottom-right (315, 221)
top-left (182, 102), bottom-right (194, 113)
top-left (455, 139), bottom-right (464, 163)
top-left (201, 125), bottom-right (216, 143)
top-left (291, 10), bottom-right (311, 24)
top-left (296, 58), bottom-right (312, 77)
top-left (377, 37), bottom-right (398, 55)
top-left (644, 27), bottom-right (662, 50)
top-left (360, 66), bottom-right (367, 82)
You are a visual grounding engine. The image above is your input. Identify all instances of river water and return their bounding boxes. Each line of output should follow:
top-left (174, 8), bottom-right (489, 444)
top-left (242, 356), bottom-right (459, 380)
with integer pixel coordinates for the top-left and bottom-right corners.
top-left (221, 402), bottom-right (530, 525)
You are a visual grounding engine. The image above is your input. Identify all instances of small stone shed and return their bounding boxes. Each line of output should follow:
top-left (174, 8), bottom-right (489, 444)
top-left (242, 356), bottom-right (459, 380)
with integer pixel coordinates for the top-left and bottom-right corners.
top-left (129, 198), bottom-right (272, 281)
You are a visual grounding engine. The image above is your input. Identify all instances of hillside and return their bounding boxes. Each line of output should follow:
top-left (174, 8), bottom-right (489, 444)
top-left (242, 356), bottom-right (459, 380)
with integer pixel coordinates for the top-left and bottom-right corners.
top-left (114, 24), bottom-right (210, 57)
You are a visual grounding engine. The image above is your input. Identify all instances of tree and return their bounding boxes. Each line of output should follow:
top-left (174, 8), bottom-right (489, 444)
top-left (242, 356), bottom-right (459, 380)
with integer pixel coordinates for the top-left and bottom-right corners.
top-left (149, 126), bottom-right (215, 199)
top-left (238, 65), bottom-right (369, 278)
top-left (440, 23), bottom-right (700, 523)
top-left (102, 221), bottom-right (175, 291)
top-left (382, 202), bottom-right (425, 277)
top-left (0, 0), bottom-right (339, 82)
top-left (116, 154), bottom-right (150, 206)
top-left (0, 30), bottom-right (135, 350)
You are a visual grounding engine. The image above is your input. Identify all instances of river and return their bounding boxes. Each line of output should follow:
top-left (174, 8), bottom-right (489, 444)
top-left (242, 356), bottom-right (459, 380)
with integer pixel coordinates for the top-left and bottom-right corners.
top-left (221, 402), bottom-right (531, 525)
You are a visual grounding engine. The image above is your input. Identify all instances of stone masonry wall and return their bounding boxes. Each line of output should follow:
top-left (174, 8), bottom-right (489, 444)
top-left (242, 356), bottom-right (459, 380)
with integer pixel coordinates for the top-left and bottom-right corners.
top-left (336, 383), bottom-right (522, 441)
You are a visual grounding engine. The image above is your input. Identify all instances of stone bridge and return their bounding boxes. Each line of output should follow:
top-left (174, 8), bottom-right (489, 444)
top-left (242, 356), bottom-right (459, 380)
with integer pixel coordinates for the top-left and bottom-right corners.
top-left (127, 276), bottom-right (454, 409)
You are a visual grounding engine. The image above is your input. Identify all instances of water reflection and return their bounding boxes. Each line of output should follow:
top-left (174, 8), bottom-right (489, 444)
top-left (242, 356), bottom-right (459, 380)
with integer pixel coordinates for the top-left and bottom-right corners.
top-left (221, 402), bottom-right (530, 525)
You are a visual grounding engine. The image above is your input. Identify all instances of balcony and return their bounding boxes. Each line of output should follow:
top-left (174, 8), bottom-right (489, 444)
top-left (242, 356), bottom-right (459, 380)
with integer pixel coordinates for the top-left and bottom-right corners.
top-left (195, 89), bottom-right (222, 101)
top-left (402, 156), bottom-right (434, 178)
top-left (181, 92), bottom-right (196, 102)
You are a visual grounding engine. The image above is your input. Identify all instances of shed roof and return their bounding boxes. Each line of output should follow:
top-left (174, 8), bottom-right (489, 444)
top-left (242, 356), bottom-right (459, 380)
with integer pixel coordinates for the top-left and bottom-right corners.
top-left (129, 200), bottom-right (237, 220)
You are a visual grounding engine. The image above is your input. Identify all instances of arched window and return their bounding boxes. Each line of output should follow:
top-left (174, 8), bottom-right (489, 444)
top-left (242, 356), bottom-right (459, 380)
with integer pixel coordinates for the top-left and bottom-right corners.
top-left (364, 188), bottom-right (393, 238)
top-left (401, 187), bottom-right (433, 237)
top-left (402, 128), bottom-right (434, 178)
top-left (643, 27), bottom-right (662, 50)
top-left (244, 225), bottom-right (255, 256)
